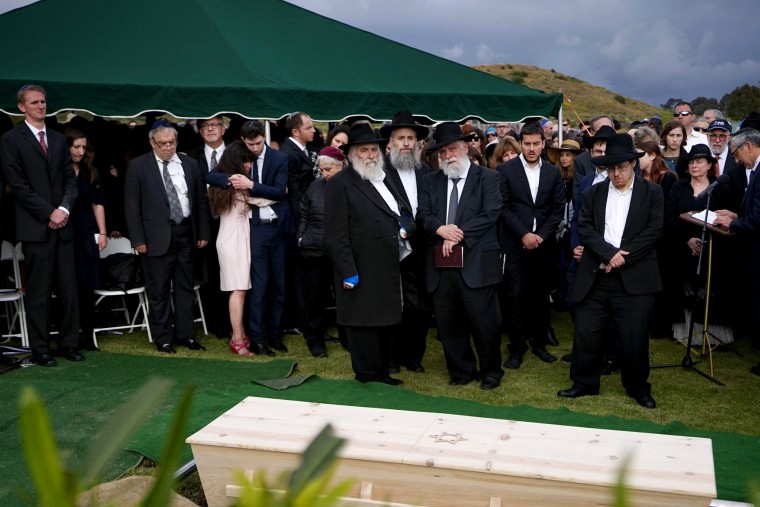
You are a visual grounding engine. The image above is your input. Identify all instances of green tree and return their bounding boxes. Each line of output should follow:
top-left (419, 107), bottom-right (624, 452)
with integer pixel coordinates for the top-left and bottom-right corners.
top-left (724, 84), bottom-right (760, 120)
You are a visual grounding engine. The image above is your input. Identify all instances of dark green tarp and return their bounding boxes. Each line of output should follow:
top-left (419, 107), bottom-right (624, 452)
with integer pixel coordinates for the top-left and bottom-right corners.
top-left (0, 0), bottom-right (562, 122)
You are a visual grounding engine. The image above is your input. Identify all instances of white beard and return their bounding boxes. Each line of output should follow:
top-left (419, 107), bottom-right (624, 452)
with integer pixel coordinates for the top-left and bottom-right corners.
top-left (390, 144), bottom-right (421, 172)
top-left (351, 154), bottom-right (386, 181)
top-left (441, 154), bottom-right (470, 179)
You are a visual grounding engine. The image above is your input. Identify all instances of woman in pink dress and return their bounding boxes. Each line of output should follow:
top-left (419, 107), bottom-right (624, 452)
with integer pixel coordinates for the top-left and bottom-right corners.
top-left (207, 141), bottom-right (275, 355)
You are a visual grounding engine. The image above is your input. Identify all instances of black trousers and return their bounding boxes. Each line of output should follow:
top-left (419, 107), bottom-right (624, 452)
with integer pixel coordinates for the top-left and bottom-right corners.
top-left (346, 325), bottom-right (393, 382)
top-left (297, 254), bottom-right (333, 350)
top-left (502, 248), bottom-right (553, 355)
top-left (389, 306), bottom-right (430, 368)
top-left (571, 270), bottom-right (653, 397)
top-left (249, 222), bottom-right (287, 346)
top-left (142, 220), bottom-right (195, 346)
top-left (22, 236), bottom-right (79, 354)
top-left (433, 269), bottom-right (503, 381)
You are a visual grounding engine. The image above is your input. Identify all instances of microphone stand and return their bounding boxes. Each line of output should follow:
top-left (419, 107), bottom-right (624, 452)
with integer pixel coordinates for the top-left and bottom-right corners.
top-left (651, 187), bottom-right (724, 385)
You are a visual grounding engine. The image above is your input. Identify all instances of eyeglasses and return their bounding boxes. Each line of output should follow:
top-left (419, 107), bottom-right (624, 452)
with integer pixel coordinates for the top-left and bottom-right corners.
top-left (153, 139), bottom-right (177, 149)
top-left (673, 111), bottom-right (693, 117)
top-left (201, 122), bottom-right (223, 130)
top-left (562, 123), bottom-right (570, 127)
top-left (731, 143), bottom-right (746, 159)
top-left (604, 162), bottom-right (631, 174)
top-left (708, 133), bottom-right (729, 141)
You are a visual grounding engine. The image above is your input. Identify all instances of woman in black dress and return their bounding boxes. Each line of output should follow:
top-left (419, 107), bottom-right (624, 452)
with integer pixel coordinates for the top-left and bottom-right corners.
top-left (665, 144), bottom-right (733, 346)
top-left (65, 127), bottom-right (107, 350)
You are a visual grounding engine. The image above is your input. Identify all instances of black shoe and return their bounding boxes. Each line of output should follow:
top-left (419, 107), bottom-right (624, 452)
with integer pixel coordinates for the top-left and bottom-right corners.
top-left (182, 338), bottom-right (206, 351)
top-left (56, 347), bottom-right (85, 362)
top-left (269, 340), bottom-right (288, 352)
top-left (388, 363), bottom-right (400, 374)
top-left (480, 377), bottom-right (501, 390)
top-left (600, 360), bottom-right (622, 376)
top-left (156, 343), bottom-right (176, 354)
top-left (503, 354), bottom-right (523, 369)
top-left (380, 376), bottom-right (403, 386)
top-left (448, 376), bottom-right (473, 386)
top-left (751, 362), bottom-right (760, 376)
top-left (561, 353), bottom-right (572, 364)
top-left (310, 347), bottom-right (328, 358)
top-left (546, 326), bottom-right (559, 347)
top-left (406, 362), bottom-right (425, 373)
top-left (324, 334), bottom-right (340, 343)
top-left (32, 353), bottom-right (57, 367)
top-left (532, 347), bottom-right (557, 363)
top-left (283, 328), bottom-right (302, 336)
top-left (557, 385), bottom-right (599, 398)
top-left (635, 393), bottom-right (657, 409)
top-left (252, 342), bottom-right (275, 356)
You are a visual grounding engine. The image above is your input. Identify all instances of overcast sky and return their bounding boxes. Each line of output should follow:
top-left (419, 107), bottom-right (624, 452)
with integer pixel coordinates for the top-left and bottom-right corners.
top-left (3, 0), bottom-right (758, 108)
top-left (285, 0), bottom-right (760, 107)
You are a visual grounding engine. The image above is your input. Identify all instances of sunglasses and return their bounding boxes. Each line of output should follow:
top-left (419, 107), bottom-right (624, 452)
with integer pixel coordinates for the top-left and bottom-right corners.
top-left (693, 127), bottom-right (708, 132)
top-left (470, 136), bottom-right (480, 141)
top-left (673, 111), bottom-right (693, 117)
top-left (487, 133), bottom-right (497, 137)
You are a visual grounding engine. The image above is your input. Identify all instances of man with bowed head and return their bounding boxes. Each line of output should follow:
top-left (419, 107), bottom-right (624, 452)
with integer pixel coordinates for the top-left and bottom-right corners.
top-left (417, 122), bottom-right (504, 390)
top-left (324, 123), bottom-right (416, 385)
top-left (558, 133), bottom-right (663, 408)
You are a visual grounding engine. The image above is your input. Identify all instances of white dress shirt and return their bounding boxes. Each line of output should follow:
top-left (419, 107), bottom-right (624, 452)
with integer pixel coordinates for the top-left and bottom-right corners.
top-left (445, 163), bottom-right (471, 224)
top-left (519, 153), bottom-right (542, 231)
top-left (396, 168), bottom-right (418, 217)
top-left (204, 143), bottom-right (225, 171)
top-left (156, 155), bottom-right (191, 218)
top-left (254, 145), bottom-right (277, 221)
top-left (604, 177), bottom-right (634, 249)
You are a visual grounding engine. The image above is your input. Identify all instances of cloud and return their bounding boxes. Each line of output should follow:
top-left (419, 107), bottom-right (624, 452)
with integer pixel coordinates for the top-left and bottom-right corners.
top-left (475, 43), bottom-right (502, 63)
top-left (442, 44), bottom-right (464, 60)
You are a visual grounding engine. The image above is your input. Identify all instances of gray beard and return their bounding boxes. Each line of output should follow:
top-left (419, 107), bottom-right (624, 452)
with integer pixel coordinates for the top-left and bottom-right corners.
top-left (390, 145), bottom-right (421, 172)
top-left (351, 155), bottom-right (386, 181)
top-left (441, 154), bottom-right (469, 179)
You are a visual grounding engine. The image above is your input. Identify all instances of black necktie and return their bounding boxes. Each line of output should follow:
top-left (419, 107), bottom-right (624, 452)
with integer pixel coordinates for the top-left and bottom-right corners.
top-left (210, 149), bottom-right (218, 171)
top-left (251, 156), bottom-right (259, 183)
top-left (447, 178), bottom-right (461, 225)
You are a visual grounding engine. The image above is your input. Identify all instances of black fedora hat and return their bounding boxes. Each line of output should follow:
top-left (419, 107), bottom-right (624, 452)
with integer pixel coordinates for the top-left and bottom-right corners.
top-left (379, 110), bottom-right (430, 139)
top-left (590, 133), bottom-right (644, 166)
top-left (339, 122), bottom-right (387, 153)
top-left (582, 125), bottom-right (617, 149)
top-left (682, 143), bottom-right (717, 164)
top-left (431, 121), bottom-right (474, 149)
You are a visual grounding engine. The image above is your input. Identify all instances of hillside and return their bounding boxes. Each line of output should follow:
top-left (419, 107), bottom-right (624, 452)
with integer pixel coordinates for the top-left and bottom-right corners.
top-left (473, 63), bottom-right (668, 127)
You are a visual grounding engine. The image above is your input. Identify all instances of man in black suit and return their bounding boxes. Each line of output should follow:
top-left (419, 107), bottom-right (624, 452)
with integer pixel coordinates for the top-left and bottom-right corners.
top-left (325, 123), bottom-right (416, 385)
top-left (279, 111), bottom-right (316, 335)
top-left (233, 121), bottom-right (294, 355)
top-left (498, 122), bottom-right (565, 369)
top-left (714, 128), bottom-right (760, 375)
top-left (124, 120), bottom-right (210, 353)
top-left (558, 134), bottom-right (663, 408)
top-left (188, 116), bottom-right (230, 339)
top-left (1, 84), bottom-right (82, 366)
top-left (379, 111), bottom-right (432, 373)
top-left (417, 122), bottom-right (504, 390)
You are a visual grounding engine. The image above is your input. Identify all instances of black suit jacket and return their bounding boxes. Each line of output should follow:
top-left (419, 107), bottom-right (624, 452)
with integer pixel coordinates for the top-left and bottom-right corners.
top-left (324, 166), bottom-right (416, 326)
top-left (280, 138), bottom-right (315, 220)
top-left (573, 176), bottom-right (663, 302)
top-left (1, 123), bottom-right (77, 242)
top-left (124, 151), bottom-right (210, 256)
top-left (417, 163), bottom-right (502, 291)
top-left (724, 153), bottom-right (748, 213)
top-left (187, 143), bottom-right (224, 177)
top-left (729, 168), bottom-right (760, 272)
top-left (497, 157), bottom-right (565, 254)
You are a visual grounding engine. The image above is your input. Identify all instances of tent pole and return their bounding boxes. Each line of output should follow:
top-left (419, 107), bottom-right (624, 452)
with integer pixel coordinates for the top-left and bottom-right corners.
top-left (264, 120), bottom-right (271, 144)
top-left (558, 89), bottom-right (564, 144)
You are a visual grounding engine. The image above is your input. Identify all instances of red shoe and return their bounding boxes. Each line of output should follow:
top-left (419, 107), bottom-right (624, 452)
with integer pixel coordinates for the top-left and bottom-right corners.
top-left (230, 339), bottom-right (252, 356)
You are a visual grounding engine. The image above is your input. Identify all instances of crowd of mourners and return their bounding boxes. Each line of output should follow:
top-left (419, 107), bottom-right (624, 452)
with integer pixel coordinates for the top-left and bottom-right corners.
top-left (2, 84), bottom-right (760, 409)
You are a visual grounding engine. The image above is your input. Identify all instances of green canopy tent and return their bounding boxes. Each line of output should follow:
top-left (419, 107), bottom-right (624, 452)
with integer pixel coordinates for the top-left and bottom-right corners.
top-left (0, 0), bottom-right (562, 122)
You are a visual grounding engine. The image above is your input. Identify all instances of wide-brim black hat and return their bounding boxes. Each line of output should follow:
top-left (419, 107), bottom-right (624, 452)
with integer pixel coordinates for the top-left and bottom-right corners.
top-left (338, 122), bottom-right (387, 153)
top-left (682, 143), bottom-right (717, 164)
top-left (582, 125), bottom-right (617, 149)
top-left (431, 121), bottom-right (475, 149)
top-left (590, 133), bottom-right (645, 166)
top-left (379, 110), bottom-right (430, 139)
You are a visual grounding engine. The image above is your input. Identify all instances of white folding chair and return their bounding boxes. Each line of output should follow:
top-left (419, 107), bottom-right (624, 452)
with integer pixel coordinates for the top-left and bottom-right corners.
top-left (0, 241), bottom-right (28, 347)
top-left (92, 238), bottom-right (152, 347)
